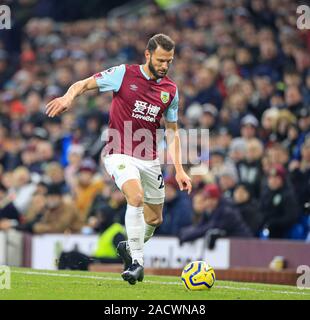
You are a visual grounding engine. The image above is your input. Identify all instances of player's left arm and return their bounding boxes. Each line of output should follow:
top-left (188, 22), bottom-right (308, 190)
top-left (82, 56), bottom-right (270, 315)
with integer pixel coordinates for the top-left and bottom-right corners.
top-left (164, 89), bottom-right (192, 194)
top-left (165, 121), bottom-right (192, 194)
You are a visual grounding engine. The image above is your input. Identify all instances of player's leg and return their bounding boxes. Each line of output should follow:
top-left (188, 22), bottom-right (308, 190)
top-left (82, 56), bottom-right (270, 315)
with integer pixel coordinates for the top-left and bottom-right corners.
top-left (103, 155), bottom-right (144, 284)
top-left (121, 179), bottom-right (145, 266)
top-left (117, 202), bottom-right (163, 272)
top-left (140, 160), bottom-right (165, 243)
top-left (143, 202), bottom-right (163, 243)
top-left (117, 160), bottom-right (165, 279)
top-left (120, 179), bottom-right (145, 284)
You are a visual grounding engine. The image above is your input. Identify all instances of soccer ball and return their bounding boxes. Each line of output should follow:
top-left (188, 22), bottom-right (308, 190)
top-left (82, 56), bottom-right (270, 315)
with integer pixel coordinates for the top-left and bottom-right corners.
top-left (181, 261), bottom-right (216, 291)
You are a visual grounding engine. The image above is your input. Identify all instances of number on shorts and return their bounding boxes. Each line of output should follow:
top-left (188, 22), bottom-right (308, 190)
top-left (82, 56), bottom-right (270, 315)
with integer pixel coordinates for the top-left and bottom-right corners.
top-left (158, 174), bottom-right (164, 189)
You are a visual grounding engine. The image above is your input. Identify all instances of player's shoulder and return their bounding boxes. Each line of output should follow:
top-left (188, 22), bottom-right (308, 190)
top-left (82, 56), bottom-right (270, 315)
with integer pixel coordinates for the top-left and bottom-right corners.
top-left (95, 64), bottom-right (126, 77)
top-left (124, 64), bottom-right (140, 72)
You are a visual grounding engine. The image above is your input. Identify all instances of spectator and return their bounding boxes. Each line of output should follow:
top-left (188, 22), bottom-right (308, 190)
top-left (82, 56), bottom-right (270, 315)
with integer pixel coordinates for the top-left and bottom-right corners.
top-left (88, 183), bottom-right (127, 226)
top-left (233, 183), bottom-right (263, 235)
top-left (251, 75), bottom-right (274, 120)
top-left (24, 91), bottom-right (45, 127)
top-left (44, 162), bottom-right (70, 194)
top-left (260, 164), bottom-right (299, 238)
top-left (293, 108), bottom-right (310, 160)
top-left (72, 158), bottom-right (104, 222)
top-left (209, 148), bottom-right (226, 177)
top-left (289, 138), bottom-right (310, 212)
top-left (225, 92), bottom-right (249, 136)
top-left (157, 177), bottom-right (193, 236)
top-left (275, 109), bottom-right (296, 142)
top-left (263, 143), bottom-right (290, 173)
top-left (198, 103), bottom-right (218, 131)
top-left (237, 138), bottom-right (264, 198)
top-left (9, 166), bottom-right (37, 214)
top-left (191, 68), bottom-right (222, 109)
top-left (32, 184), bottom-right (82, 234)
top-left (16, 192), bottom-right (46, 233)
top-left (281, 123), bottom-right (299, 157)
top-left (218, 165), bottom-right (239, 199)
top-left (190, 169), bottom-right (209, 197)
top-left (36, 141), bottom-right (55, 166)
top-left (229, 138), bottom-right (247, 164)
top-left (91, 204), bottom-right (126, 259)
top-left (285, 85), bottom-right (304, 116)
top-left (260, 107), bottom-right (279, 145)
top-left (64, 144), bottom-right (84, 189)
top-left (179, 184), bottom-right (252, 244)
top-left (216, 127), bottom-right (233, 154)
top-left (240, 114), bottom-right (259, 140)
top-left (0, 183), bottom-right (20, 230)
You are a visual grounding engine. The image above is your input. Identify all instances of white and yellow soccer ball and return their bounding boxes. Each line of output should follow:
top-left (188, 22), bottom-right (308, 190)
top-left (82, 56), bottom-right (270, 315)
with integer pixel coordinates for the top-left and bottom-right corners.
top-left (181, 261), bottom-right (216, 291)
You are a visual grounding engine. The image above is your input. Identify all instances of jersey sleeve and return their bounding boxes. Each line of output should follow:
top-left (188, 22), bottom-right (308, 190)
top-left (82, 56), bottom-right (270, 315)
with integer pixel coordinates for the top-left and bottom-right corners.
top-left (93, 64), bottom-right (126, 93)
top-left (164, 88), bottom-right (179, 122)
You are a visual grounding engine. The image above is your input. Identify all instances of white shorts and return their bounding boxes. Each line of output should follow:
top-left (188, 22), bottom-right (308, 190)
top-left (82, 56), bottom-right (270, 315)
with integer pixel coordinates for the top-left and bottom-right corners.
top-left (103, 154), bottom-right (165, 205)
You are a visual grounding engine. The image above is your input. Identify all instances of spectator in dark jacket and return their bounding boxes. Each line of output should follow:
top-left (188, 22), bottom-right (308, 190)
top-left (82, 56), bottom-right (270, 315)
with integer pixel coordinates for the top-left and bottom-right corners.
top-left (156, 177), bottom-right (193, 236)
top-left (237, 138), bottom-right (264, 199)
top-left (260, 164), bottom-right (299, 238)
top-left (289, 138), bottom-right (310, 212)
top-left (233, 183), bottom-right (263, 235)
top-left (88, 183), bottom-right (127, 225)
top-left (179, 184), bottom-right (252, 244)
top-left (191, 68), bottom-right (223, 109)
top-left (0, 183), bottom-right (20, 230)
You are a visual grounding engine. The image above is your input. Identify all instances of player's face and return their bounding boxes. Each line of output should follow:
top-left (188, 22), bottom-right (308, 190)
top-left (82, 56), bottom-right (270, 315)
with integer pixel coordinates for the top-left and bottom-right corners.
top-left (146, 47), bottom-right (174, 79)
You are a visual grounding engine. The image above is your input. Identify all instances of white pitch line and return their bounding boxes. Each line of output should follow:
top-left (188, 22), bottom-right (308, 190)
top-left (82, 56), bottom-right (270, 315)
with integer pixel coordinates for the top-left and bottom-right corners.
top-left (12, 270), bottom-right (310, 297)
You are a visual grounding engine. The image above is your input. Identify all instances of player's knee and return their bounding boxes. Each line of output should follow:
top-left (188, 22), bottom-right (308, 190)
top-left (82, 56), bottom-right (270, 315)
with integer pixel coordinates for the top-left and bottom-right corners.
top-left (127, 192), bottom-right (144, 207)
top-left (145, 216), bottom-right (163, 227)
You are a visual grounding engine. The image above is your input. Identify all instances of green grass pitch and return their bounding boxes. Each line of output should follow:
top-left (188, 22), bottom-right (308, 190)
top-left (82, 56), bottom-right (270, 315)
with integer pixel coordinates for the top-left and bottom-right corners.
top-left (0, 267), bottom-right (309, 300)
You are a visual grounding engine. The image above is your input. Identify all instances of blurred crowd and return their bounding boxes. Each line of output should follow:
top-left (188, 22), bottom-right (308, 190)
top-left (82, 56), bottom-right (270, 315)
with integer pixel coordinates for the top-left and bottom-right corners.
top-left (0, 0), bottom-right (310, 245)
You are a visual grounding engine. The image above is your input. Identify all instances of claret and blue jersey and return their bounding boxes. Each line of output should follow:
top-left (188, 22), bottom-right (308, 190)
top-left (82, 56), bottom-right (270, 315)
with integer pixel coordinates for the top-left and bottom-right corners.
top-left (94, 64), bottom-right (179, 159)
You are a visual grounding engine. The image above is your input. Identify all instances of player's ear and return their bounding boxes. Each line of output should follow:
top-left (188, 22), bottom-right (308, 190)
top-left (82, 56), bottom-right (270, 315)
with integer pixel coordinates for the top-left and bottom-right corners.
top-left (145, 49), bottom-right (151, 62)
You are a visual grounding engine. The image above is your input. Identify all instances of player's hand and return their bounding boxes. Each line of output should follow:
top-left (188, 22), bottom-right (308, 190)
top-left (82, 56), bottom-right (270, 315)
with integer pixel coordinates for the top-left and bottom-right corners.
top-left (175, 171), bottom-right (192, 195)
top-left (45, 96), bottom-right (72, 117)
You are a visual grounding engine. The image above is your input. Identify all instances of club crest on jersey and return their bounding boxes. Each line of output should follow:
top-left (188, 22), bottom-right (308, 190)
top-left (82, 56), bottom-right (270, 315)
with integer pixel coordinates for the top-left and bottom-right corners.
top-left (160, 91), bottom-right (170, 104)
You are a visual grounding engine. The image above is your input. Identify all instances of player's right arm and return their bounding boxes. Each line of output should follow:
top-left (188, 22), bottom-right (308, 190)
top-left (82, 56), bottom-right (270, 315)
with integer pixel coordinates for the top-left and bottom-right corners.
top-left (46, 65), bottom-right (125, 118)
top-left (45, 76), bottom-right (98, 117)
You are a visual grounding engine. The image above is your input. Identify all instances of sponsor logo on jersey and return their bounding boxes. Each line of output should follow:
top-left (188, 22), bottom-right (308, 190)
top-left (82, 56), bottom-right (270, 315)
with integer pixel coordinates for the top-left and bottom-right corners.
top-left (132, 100), bottom-right (160, 122)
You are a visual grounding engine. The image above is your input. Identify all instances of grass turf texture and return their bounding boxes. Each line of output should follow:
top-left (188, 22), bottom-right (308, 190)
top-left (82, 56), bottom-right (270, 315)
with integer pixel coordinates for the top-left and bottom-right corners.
top-left (0, 267), bottom-right (309, 300)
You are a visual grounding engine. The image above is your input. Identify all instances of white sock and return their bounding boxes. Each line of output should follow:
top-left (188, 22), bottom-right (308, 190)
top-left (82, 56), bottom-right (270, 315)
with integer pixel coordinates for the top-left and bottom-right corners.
top-left (125, 204), bottom-right (145, 266)
top-left (144, 223), bottom-right (156, 243)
